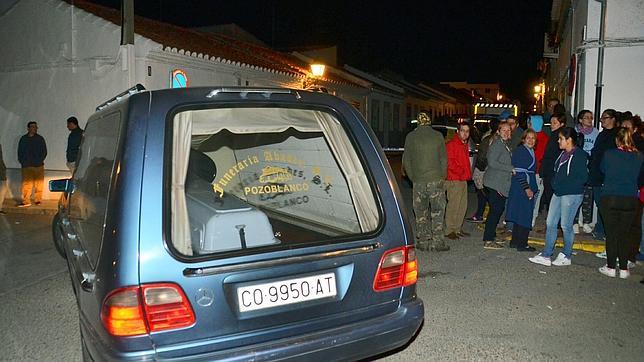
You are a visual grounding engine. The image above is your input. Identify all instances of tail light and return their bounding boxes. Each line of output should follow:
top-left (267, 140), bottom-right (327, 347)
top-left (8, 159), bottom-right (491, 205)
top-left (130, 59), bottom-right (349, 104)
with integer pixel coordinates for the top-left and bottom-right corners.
top-left (373, 246), bottom-right (418, 291)
top-left (101, 283), bottom-right (195, 336)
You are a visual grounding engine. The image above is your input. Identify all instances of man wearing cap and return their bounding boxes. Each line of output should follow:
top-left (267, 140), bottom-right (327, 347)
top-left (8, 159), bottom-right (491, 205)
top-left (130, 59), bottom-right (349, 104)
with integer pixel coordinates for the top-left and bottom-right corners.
top-left (403, 111), bottom-right (449, 252)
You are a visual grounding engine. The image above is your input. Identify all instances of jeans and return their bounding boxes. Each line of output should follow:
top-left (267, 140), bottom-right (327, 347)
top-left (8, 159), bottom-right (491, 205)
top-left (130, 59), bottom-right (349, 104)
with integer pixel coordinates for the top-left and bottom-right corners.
top-left (483, 187), bottom-right (507, 241)
top-left (543, 194), bottom-right (583, 258)
top-left (474, 188), bottom-right (487, 219)
top-left (21, 166), bottom-right (44, 204)
top-left (531, 175), bottom-right (543, 227)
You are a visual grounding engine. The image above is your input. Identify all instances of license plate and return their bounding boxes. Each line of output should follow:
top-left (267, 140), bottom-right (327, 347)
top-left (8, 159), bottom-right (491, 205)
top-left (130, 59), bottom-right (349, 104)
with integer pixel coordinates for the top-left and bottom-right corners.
top-left (237, 273), bottom-right (337, 312)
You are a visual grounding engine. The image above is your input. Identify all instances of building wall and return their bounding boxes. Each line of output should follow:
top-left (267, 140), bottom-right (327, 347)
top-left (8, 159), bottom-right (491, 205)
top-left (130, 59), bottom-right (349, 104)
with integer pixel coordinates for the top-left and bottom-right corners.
top-left (548, 0), bottom-right (644, 118)
top-left (0, 0), bottom-right (306, 201)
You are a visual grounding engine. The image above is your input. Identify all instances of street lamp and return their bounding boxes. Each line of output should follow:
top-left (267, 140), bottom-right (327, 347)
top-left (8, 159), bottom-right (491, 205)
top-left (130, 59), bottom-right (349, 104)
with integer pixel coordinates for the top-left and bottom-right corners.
top-left (303, 63), bottom-right (326, 91)
top-left (310, 63), bottom-right (325, 77)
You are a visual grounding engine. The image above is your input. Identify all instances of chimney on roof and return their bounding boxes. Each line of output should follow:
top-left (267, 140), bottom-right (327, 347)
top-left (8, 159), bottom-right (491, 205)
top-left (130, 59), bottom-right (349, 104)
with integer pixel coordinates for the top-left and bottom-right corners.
top-left (121, 0), bottom-right (134, 45)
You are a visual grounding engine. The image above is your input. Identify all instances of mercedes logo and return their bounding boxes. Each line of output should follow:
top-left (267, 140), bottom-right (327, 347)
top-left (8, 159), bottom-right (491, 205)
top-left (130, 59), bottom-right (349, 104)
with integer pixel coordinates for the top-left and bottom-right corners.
top-left (195, 288), bottom-right (214, 307)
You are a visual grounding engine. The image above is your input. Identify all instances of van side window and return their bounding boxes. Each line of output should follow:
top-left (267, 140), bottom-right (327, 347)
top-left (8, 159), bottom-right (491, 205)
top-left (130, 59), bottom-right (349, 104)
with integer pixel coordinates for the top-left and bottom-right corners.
top-left (69, 112), bottom-right (121, 268)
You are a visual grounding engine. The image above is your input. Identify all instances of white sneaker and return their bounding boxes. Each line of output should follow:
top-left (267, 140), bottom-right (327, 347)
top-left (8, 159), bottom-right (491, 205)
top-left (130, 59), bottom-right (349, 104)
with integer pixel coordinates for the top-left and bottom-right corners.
top-left (614, 258), bottom-right (636, 269)
top-left (552, 252), bottom-right (571, 266)
top-left (599, 265), bottom-right (616, 278)
top-left (619, 269), bottom-right (630, 279)
top-left (529, 253), bottom-right (552, 267)
top-left (573, 224), bottom-right (580, 234)
top-left (582, 223), bottom-right (593, 234)
top-left (595, 251), bottom-right (607, 259)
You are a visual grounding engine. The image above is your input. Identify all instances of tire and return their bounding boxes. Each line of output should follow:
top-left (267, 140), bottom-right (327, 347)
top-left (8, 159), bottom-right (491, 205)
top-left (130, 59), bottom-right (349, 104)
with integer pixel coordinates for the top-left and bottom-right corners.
top-left (52, 212), bottom-right (67, 259)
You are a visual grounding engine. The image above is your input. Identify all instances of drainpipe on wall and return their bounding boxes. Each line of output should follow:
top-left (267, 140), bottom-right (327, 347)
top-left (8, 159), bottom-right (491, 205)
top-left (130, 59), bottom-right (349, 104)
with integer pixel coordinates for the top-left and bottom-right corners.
top-left (121, 0), bottom-right (136, 87)
top-left (593, 0), bottom-right (607, 129)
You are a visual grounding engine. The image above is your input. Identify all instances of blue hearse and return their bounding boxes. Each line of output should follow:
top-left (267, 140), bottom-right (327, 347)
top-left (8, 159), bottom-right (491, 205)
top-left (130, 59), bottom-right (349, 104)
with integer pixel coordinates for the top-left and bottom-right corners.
top-left (50, 86), bottom-right (423, 361)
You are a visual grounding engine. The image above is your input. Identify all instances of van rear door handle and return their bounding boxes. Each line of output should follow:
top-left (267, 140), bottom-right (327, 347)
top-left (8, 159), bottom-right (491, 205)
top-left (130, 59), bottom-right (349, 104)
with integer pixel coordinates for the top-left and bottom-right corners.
top-left (72, 248), bottom-right (86, 258)
top-left (80, 272), bottom-right (95, 292)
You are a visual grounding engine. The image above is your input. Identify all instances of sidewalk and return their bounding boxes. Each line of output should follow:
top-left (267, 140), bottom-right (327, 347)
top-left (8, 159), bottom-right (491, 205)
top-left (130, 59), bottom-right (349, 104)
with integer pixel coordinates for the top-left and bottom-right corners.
top-left (1, 198), bottom-right (58, 216)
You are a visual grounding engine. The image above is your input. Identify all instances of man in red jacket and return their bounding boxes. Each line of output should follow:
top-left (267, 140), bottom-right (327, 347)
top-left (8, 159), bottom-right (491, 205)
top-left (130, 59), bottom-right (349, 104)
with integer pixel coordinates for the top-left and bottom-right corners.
top-left (445, 122), bottom-right (472, 239)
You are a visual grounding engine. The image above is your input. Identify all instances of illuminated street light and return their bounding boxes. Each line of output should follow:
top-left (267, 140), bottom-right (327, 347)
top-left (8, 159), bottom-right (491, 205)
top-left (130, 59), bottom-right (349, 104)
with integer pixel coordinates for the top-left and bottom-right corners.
top-left (310, 63), bottom-right (326, 77)
top-left (534, 85), bottom-right (542, 94)
top-left (303, 63), bottom-right (327, 90)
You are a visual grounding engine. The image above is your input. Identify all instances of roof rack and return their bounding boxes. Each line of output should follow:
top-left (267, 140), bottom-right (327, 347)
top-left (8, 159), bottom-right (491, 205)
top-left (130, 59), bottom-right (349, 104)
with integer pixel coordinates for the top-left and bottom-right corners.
top-left (206, 88), bottom-right (302, 99)
top-left (95, 84), bottom-right (146, 111)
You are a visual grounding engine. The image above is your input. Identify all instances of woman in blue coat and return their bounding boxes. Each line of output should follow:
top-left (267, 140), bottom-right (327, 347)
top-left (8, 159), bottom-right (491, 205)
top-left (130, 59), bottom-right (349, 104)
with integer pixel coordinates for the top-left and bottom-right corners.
top-left (506, 129), bottom-right (539, 251)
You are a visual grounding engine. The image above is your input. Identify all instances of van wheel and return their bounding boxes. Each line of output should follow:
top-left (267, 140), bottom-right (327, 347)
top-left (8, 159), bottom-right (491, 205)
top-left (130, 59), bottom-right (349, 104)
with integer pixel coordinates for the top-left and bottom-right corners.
top-left (52, 213), bottom-right (67, 259)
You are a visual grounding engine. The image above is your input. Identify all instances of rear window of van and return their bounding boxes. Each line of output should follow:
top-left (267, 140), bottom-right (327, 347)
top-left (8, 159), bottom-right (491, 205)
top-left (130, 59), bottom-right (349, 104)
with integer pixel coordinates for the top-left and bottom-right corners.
top-left (169, 107), bottom-right (380, 257)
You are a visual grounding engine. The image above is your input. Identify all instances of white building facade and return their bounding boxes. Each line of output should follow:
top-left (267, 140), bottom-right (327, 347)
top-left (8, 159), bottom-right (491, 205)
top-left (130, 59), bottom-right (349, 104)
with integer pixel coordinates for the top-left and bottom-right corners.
top-left (545, 0), bottom-right (644, 119)
top-left (0, 0), bottom-right (366, 200)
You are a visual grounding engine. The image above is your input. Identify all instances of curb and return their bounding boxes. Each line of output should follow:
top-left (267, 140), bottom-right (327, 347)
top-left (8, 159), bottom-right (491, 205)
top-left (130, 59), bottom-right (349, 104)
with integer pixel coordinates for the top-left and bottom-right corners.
top-left (526, 237), bottom-right (605, 253)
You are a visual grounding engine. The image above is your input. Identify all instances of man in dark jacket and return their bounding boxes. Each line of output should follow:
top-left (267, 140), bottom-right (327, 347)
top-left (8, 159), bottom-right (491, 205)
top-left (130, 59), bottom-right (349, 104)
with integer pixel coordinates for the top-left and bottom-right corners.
top-left (17, 121), bottom-right (47, 207)
top-left (539, 113), bottom-right (566, 212)
top-left (403, 111), bottom-right (449, 252)
top-left (587, 110), bottom-right (618, 240)
top-left (66, 116), bottom-right (83, 173)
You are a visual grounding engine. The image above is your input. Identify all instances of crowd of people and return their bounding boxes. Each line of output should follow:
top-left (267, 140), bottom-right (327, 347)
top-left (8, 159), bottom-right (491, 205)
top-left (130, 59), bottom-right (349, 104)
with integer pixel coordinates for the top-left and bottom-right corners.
top-left (402, 100), bottom-right (644, 283)
top-left (0, 117), bottom-right (82, 213)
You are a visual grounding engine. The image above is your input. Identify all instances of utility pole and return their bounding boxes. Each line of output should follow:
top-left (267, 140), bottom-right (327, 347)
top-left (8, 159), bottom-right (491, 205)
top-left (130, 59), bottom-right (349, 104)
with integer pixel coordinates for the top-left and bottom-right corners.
top-left (121, 0), bottom-right (136, 87)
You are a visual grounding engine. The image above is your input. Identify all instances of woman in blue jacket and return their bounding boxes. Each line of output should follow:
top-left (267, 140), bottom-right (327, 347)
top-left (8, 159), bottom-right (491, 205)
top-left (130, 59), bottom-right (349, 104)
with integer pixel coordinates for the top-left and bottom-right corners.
top-left (598, 127), bottom-right (643, 279)
top-left (529, 127), bottom-right (588, 266)
top-left (507, 129), bottom-right (539, 251)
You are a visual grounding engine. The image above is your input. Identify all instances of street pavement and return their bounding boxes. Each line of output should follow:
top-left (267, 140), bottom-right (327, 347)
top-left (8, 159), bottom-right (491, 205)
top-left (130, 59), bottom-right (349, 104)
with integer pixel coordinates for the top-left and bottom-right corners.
top-left (0, 188), bottom-right (643, 361)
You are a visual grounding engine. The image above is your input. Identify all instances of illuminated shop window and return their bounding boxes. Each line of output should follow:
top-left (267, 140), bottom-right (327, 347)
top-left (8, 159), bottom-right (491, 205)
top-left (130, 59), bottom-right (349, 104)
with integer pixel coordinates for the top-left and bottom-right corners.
top-left (171, 69), bottom-right (189, 88)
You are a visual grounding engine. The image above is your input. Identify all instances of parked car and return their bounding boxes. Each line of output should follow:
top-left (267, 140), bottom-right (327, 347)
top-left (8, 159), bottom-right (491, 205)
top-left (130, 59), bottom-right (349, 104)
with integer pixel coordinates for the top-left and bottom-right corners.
top-left (50, 86), bottom-right (424, 361)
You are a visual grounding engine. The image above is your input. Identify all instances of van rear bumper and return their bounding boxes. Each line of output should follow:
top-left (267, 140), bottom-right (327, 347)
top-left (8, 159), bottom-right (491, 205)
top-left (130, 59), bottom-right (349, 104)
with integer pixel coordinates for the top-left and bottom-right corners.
top-left (173, 298), bottom-right (424, 361)
top-left (91, 298), bottom-right (423, 361)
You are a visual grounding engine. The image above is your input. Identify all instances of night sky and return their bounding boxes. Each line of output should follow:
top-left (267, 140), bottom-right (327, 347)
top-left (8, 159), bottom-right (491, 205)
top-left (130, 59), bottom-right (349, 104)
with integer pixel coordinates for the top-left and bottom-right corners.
top-left (89, 0), bottom-right (552, 104)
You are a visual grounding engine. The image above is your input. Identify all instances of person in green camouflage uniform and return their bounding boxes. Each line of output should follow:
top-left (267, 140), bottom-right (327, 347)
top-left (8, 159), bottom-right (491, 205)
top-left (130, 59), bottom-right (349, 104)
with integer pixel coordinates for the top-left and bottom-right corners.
top-left (402, 112), bottom-right (449, 251)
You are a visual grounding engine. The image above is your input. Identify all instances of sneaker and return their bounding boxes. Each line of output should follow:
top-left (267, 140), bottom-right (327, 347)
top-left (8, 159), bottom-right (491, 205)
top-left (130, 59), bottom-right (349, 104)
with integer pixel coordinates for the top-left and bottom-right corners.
top-left (595, 251), bottom-right (607, 259)
top-left (528, 253), bottom-right (552, 266)
top-left (619, 269), bottom-right (630, 279)
top-left (572, 224), bottom-right (580, 234)
top-left (0, 210), bottom-right (6, 215)
top-left (552, 252), bottom-right (571, 266)
top-left (582, 223), bottom-right (593, 234)
top-left (483, 241), bottom-right (504, 250)
top-left (598, 265), bottom-right (616, 278)
top-left (466, 216), bottom-right (484, 223)
top-left (627, 260), bottom-right (636, 269)
top-left (17, 203), bottom-right (32, 208)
